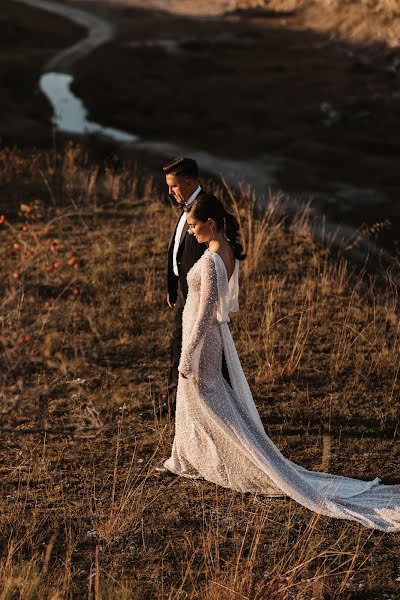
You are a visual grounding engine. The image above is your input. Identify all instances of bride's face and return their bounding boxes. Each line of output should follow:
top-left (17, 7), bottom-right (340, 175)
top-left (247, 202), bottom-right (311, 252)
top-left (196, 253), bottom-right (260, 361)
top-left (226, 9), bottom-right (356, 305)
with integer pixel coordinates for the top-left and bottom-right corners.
top-left (187, 213), bottom-right (214, 243)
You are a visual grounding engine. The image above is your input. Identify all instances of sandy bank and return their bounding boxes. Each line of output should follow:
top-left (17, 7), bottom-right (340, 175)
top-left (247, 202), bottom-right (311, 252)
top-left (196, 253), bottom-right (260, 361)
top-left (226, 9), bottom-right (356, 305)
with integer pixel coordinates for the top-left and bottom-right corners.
top-left (66, 0), bottom-right (400, 45)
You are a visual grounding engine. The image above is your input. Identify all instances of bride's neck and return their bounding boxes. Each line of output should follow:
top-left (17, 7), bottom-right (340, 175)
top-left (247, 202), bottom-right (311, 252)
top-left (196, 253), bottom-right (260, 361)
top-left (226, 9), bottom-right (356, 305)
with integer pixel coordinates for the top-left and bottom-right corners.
top-left (208, 234), bottom-right (228, 253)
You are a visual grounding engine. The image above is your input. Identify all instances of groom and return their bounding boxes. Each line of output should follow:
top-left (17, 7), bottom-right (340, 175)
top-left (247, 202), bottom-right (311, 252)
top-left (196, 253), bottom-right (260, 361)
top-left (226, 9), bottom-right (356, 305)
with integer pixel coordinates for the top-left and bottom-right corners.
top-left (142, 157), bottom-right (207, 419)
top-left (141, 156), bottom-right (231, 423)
top-left (162, 157), bottom-right (231, 418)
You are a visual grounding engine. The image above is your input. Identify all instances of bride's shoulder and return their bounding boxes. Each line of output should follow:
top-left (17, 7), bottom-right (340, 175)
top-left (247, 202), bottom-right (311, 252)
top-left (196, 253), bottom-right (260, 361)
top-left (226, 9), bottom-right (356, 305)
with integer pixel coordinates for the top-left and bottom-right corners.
top-left (200, 249), bottom-right (218, 272)
top-left (202, 249), bottom-right (220, 264)
top-left (201, 249), bottom-right (215, 264)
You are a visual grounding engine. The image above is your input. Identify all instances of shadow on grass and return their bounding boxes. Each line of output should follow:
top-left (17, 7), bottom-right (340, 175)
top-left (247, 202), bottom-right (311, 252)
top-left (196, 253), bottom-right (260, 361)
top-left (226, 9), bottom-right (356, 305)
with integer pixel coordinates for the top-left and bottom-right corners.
top-left (262, 413), bottom-right (400, 440)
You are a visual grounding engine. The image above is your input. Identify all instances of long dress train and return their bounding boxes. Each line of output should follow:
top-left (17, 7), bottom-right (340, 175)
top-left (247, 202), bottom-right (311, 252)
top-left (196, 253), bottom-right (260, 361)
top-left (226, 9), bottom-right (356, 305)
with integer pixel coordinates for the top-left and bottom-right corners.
top-left (164, 249), bottom-right (400, 532)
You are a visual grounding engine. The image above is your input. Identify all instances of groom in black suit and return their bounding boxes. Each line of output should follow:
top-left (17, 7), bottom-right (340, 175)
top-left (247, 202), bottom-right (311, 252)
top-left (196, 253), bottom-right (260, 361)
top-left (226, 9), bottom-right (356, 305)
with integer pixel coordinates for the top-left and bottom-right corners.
top-left (145, 157), bottom-right (207, 418)
top-left (164, 157), bottom-right (231, 415)
top-left (141, 156), bottom-right (231, 422)
top-left (141, 157), bottom-right (206, 419)
top-left (165, 157), bottom-right (206, 310)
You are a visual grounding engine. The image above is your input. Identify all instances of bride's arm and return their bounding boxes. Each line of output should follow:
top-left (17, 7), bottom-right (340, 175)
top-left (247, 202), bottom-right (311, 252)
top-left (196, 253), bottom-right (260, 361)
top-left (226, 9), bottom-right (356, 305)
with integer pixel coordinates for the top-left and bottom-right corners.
top-left (179, 255), bottom-right (218, 379)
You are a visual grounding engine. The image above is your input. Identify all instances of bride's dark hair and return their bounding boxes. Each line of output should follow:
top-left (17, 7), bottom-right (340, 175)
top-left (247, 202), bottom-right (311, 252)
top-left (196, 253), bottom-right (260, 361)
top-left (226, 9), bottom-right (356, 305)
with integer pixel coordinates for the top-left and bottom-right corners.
top-left (189, 194), bottom-right (246, 261)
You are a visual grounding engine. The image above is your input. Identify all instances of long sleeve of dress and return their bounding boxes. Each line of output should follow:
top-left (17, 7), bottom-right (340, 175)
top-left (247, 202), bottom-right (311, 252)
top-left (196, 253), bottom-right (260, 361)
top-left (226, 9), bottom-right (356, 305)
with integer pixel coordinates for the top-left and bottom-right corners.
top-left (179, 255), bottom-right (218, 379)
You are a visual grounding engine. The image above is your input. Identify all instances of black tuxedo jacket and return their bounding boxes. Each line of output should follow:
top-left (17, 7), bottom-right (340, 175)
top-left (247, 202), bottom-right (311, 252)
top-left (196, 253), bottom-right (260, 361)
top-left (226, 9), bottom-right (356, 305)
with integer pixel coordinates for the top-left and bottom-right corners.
top-left (167, 189), bottom-right (208, 303)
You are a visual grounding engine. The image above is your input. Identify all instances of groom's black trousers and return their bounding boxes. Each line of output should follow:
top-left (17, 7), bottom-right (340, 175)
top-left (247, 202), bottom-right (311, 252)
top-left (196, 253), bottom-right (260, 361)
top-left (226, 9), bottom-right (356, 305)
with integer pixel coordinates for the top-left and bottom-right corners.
top-left (167, 289), bottom-right (231, 410)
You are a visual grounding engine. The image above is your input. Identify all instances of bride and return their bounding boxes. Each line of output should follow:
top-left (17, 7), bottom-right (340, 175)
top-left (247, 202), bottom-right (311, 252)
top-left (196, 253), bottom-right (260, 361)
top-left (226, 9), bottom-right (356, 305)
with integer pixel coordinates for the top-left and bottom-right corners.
top-left (161, 193), bottom-right (400, 532)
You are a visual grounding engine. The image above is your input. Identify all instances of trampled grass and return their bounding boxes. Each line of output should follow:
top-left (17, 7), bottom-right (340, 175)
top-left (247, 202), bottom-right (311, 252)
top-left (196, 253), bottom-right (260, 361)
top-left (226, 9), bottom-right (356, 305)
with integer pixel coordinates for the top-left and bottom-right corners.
top-left (0, 144), bottom-right (399, 598)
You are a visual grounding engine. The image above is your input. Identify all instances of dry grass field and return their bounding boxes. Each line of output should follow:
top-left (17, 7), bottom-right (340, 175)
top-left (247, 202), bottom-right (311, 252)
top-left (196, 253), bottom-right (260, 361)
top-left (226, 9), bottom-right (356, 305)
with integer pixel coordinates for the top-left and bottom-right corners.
top-left (0, 144), bottom-right (399, 598)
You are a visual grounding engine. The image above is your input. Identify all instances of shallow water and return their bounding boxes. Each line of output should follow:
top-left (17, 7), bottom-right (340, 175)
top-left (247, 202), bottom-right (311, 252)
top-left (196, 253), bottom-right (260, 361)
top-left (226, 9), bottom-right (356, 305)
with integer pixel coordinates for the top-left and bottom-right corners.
top-left (39, 72), bottom-right (138, 142)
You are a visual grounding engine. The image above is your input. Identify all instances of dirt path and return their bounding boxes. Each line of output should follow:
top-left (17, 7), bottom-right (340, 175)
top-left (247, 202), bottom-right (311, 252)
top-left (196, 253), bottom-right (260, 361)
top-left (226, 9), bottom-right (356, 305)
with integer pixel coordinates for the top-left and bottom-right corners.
top-left (13, 0), bottom-right (113, 72)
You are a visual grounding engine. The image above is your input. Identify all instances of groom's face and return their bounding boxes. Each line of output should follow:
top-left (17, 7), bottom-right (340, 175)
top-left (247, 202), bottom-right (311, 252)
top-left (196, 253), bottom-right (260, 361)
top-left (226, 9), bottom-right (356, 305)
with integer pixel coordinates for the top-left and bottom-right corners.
top-left (166, 173), bottom-right (195, 205)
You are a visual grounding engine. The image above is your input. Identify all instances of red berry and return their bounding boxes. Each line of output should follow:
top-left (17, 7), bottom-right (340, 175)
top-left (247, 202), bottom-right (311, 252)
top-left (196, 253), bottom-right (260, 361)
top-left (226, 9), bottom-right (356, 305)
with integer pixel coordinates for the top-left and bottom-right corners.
top-left (0, 215), bottom-right (6, 225)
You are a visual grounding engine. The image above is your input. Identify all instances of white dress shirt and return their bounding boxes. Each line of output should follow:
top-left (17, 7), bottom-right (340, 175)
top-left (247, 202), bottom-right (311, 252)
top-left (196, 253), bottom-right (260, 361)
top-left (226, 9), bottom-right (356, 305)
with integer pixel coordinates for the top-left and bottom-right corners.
top-left (172, 185), bottom-right (201, 277)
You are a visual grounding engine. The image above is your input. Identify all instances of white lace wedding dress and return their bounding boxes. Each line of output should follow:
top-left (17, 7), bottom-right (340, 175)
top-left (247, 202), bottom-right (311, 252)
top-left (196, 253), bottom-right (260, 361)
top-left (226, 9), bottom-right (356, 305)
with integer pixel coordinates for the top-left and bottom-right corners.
top-left (164, 249), bottom-right (400, 531)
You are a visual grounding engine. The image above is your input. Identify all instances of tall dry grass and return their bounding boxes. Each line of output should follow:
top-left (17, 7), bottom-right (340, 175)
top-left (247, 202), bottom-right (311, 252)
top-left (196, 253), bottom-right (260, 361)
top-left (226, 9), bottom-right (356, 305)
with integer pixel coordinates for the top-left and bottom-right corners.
top-left (0, 143), bottom-right (399, 598)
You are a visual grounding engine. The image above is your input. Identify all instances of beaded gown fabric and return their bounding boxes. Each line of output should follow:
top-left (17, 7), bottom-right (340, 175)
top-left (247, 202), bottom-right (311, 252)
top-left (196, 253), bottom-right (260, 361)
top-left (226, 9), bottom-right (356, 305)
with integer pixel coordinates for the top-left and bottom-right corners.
top-left (164, 250), bottom-right (400, 531)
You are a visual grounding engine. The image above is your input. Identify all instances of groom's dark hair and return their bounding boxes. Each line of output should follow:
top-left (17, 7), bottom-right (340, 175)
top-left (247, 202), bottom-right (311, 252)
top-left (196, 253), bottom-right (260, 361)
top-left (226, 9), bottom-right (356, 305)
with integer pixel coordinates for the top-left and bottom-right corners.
top-left (163, 157), bottom-right (199, 179)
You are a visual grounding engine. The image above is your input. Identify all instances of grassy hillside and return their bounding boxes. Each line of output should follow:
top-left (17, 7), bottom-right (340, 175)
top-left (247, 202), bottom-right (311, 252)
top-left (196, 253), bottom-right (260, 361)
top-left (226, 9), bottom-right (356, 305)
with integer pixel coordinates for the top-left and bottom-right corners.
top-left (0, 144), bottom-right (399, 598)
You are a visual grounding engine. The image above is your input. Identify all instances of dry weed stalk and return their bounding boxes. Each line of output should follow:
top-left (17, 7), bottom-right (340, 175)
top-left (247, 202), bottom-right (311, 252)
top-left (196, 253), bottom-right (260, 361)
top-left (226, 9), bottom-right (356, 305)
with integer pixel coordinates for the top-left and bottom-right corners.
top-left (173, 490), bottom-right (373, 600)
top-left (222, 180), bottom-right (285, 283)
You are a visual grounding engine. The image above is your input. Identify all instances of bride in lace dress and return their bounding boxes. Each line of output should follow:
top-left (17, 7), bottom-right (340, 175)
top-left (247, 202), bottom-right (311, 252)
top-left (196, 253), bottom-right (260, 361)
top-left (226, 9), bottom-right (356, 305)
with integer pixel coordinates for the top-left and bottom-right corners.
top-left (163, 193), bottom-right (400, 532)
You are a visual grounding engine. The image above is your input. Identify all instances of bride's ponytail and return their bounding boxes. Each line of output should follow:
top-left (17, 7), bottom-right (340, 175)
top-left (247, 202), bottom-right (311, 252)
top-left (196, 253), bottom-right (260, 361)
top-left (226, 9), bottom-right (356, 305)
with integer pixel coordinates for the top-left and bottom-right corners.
top-left (224, 210), bottom-right (246, 261)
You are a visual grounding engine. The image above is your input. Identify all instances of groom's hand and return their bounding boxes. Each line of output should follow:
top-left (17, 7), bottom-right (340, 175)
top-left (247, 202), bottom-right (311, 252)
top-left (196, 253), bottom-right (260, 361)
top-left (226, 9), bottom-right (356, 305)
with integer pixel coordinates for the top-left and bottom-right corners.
top-left (167, 293), bottom-right (176, 308)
